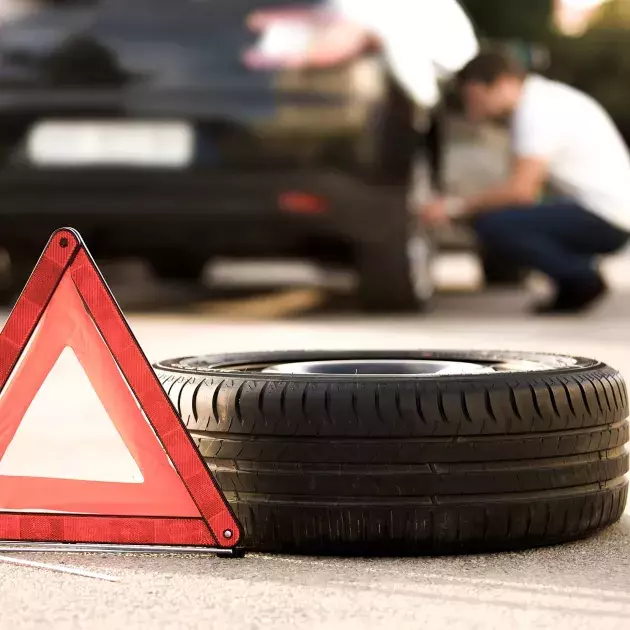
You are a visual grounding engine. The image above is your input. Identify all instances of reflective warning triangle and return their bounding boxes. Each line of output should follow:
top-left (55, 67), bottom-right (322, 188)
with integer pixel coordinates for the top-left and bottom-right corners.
top-left (0, 229), bottom-right (240, 548)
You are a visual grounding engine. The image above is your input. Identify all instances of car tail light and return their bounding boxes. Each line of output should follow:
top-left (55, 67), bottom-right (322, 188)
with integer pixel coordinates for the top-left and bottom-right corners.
top-left (279, 192), bottom-right (328, 215)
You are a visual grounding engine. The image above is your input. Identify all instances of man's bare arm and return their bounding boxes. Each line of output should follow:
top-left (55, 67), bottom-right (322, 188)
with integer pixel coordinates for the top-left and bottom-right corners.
top-left (463, 156), bottom-right (548, 214)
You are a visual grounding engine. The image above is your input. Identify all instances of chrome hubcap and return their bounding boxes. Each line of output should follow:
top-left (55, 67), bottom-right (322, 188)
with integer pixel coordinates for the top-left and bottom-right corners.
top-left (262, 359), bottom-right (495, 376)
top-left (407, 235), bottom-right (434, 301)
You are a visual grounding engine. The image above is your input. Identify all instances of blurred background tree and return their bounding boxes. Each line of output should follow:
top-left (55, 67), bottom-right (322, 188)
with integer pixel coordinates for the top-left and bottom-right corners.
top-left (460, 0), bottom-right (554, 39)
top-left (460, 0), bottom-right (630, 143)
top-left (593, 0), bottom-right (630, 27)
top-left (546, 0), bottom-right (630, 141)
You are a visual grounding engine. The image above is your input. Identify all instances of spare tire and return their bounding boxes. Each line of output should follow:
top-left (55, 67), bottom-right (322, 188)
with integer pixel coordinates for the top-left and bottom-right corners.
top-left (154, 350), bottom-right (629, 555)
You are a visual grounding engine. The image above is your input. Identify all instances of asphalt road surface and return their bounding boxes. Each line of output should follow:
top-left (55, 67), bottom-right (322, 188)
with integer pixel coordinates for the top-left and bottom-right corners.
top-left (0, 256), bottom-right (629, 630)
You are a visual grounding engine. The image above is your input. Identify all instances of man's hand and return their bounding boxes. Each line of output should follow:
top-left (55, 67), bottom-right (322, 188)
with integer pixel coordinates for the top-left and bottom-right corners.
top-left (463, 157), bottom-right (548, 212)
top-left (419, 198), bottom-right (452, 227)
top-left (417, 157), bottom-right (546, 227)
top-left (420, 197), bottom-right (465, 227)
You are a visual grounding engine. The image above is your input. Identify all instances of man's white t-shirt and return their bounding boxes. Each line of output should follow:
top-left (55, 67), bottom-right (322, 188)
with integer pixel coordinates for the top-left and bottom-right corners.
top-left (513, 75), bottom-right (630, 231)
top-left (330, 0), bottom-right (479, 108)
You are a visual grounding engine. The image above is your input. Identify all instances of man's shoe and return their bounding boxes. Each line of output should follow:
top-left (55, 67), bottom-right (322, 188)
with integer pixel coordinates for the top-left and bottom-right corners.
top-left (533, 277), bottom-right (607, 315)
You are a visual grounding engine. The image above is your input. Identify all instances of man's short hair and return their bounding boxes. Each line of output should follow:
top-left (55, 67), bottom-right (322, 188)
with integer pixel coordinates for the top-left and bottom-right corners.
top-left (456, 52), bottom-right (526, 87)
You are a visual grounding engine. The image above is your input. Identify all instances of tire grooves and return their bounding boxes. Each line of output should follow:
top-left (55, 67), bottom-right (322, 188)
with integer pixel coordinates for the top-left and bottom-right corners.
top-left (209, 451), bottom-right (628, 495)
top-left (154, 355), bottom-right (629, 554)
top-left (600, 375), bottom-right (614, 413)
top-left (225, 485), bottom-right (627, 553)
top-left (482, 507), bottom-right (489, 541)
top-left (437, 390), bottom-right (448, 425)
top-left (598, 491), bottom-right (609, 529)
top-left (234, 381), bottom-right (246, 427)
top-left (280, 382), bottom-right (287, 419)
top-left (525, 504), bottom-right (533, 538)
top-left (509, 387), bottom-right (522, 422)
top-left (560, 507), bottom-right (569, 538)
top-left (324, 386), bottom-right (332, 424)
top-left (192, 421), bottom-right (628, 463)
top-left (258, 381), bottom-right (269, 418)
top-left (221, 485), bottom-right (630, 507)
top-left (301, 385), bottom-right (308, 423)
top-left (605, 375), bottom-right (620, 410)
top-left (461, 391), bottom-right (473, 424)
top-left (619, 377), bottom-right (628, 410)
top-left (415, 389), bottom-right (427, 425)
top-left (578, 500), bottom-right (587, 536)
top-left (546, 383), bottom-right (561, 418)
top-left (194, 419), bottom-right (628, 445)
top-left (577, 380), bottom-right (592, 416)
top-left (351, 388), bottom-right (359, 426)
top-left (191, 378), bottom-right (204, 426)
top-left (597, 375), bottom-right (612, 412)
top-left (166, 377), bottom-right (180, 398)
top-left (211, 447), bottom-right (627, 473)
top-left (176, 378), bottom-right (190, 419)
top-left (211, 379), bottom-right (225, 423)
top-left (561, 382), bottom-right (576, 417)
top-left (589, 376), bottom-right (604, 413)
top-left (161, 369), bottom-right (627, 438)
top-left (394, 386), bottom-right (404, 424)
top-left (614, 376), bottom-right (627, 410)
top-left (529, 384), bottom-right (543, 420)
top-left (375, 387), bottom-right (385, 429)
top-left (485, 389), bottom-right (498, 424)
top-left (543, 502), bottom-right (552, 538)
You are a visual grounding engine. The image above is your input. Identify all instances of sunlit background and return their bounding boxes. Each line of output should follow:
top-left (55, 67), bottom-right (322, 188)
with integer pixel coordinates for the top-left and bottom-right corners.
top-left (0, 0), bottom-right (629, 316)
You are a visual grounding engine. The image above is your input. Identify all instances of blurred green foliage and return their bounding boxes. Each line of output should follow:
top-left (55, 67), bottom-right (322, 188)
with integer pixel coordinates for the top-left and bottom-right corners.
top-left (459, 0), bottom-right (554, 39)
top-left (593, 0), bottom-right (630, 27)
top-left (546, 29), bottom-right (630, 138)
top-left (461, 0), bottom-right (630, 141)
top-left (545, 0), bottom-right (630, 141)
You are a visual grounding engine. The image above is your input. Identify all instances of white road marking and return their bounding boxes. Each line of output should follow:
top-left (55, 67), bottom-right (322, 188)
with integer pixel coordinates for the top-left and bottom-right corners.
top-left (0, 554), bottom-right (118, 582)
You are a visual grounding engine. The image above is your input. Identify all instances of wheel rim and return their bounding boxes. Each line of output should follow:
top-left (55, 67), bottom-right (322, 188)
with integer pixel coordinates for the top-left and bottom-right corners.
top-left (406, 234), bottom-right (434, 302)
top-left (157, 351), bottom-right (591, 379)
top-left (262, 359), bottom-right (494, 376)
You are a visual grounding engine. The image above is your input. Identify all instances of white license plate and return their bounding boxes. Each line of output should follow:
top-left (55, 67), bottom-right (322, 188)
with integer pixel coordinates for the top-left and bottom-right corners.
top-left (26, 120), bottom-right (194, 168)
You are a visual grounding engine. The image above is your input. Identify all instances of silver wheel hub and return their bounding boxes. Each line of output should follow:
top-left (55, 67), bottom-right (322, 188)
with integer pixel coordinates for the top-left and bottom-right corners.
top-left (262, 359), bottom-right (495, 376)
top-left (407, 234), bottom-right (434, 301)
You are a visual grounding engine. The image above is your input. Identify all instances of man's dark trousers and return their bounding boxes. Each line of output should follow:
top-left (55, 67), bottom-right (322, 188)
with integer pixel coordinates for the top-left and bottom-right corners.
top-left (472, 201), bottom-right (629, 286)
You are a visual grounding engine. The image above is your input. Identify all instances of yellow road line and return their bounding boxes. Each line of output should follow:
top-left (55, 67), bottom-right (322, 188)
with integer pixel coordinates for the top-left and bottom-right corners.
top-left (193, 288), bottom-right (327, 319)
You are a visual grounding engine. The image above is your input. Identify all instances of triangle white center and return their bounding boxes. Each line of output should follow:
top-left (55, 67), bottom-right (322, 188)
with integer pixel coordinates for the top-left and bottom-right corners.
top-left (0, 347), bottom-right (144, 484)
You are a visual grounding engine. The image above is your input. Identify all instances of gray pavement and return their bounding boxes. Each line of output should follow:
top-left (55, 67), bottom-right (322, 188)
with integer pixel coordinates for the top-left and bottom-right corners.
top-left (0, 268), bottom-right (630, 630)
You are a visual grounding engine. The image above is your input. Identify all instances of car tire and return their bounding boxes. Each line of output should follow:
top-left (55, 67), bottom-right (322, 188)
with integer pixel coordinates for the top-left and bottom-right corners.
top-left (150, 256), bottom-right (206, 283)
top-left (356, 228), bottom-right (434, 312)
top-left (481, 250), bottom-right (527, 287)
top-left (155, 350), bottom-right (629, 556)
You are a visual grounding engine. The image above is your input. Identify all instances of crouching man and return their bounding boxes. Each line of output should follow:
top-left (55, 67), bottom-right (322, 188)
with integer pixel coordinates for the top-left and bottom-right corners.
top-left (421, 52), bottom-right (630, 313)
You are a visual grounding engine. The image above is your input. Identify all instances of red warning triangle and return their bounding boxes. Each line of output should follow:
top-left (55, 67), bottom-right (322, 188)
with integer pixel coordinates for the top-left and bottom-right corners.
top-left (0, 229), bottom-right (241, 548)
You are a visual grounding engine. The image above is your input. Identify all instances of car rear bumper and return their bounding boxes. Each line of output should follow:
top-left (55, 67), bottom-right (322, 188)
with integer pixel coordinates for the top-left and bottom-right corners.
top-left (0, 168), bottom-right (409, 259)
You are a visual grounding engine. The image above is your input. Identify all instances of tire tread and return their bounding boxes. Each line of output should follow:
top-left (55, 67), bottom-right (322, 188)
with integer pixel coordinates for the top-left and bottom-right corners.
top-left (154, 354), bottom-right (629, 554)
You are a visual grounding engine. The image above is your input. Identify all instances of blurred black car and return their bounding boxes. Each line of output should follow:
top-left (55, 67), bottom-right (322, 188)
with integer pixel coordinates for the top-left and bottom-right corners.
top-left (0, 0), bottom-right (434, 310)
